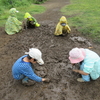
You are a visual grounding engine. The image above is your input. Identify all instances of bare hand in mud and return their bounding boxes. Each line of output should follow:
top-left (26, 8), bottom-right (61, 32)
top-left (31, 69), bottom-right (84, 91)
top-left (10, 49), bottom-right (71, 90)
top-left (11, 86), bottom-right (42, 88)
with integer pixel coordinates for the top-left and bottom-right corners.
top-left (42, 78), bottom-right (50, 83)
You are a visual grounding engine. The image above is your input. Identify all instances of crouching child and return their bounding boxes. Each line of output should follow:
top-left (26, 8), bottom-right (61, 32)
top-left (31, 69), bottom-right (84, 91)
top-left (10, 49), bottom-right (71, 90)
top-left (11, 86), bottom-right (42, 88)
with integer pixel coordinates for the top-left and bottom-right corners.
top-left (12, 48), bottom-right (50, 86)
top-left (23, 12), bottom-right (40, 29)
top-left (54, 16), bottom-right (71, 36)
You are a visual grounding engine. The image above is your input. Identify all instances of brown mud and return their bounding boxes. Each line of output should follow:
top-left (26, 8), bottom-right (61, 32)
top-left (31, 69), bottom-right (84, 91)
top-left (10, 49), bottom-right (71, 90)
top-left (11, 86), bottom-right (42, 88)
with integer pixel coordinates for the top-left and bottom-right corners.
top-left (0, 0), bottom-right (100, 100)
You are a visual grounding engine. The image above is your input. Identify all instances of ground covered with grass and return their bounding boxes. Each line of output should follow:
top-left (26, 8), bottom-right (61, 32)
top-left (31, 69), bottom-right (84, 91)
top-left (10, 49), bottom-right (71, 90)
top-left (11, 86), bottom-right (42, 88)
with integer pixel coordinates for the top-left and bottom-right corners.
top-left (0, 4), bottom-right (46, 26)
top-left (61, 0), bottom-right (100, 43)
top-left (0, 0), bottom-right (100, 100)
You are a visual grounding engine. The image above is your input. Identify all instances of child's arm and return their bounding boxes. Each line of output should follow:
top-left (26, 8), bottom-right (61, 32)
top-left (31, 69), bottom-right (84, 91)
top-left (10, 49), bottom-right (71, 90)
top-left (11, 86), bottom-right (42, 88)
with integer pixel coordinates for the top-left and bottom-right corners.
top-left (32, 17), bottom-right (37, 24)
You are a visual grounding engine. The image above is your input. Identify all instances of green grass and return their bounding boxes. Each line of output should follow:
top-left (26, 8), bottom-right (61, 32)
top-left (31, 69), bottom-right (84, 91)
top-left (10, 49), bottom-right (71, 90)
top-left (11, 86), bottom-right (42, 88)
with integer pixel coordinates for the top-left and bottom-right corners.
top-left (0, 4), bottom-right (46, 27)
top-left (61, 0), bottom-right (100, 43)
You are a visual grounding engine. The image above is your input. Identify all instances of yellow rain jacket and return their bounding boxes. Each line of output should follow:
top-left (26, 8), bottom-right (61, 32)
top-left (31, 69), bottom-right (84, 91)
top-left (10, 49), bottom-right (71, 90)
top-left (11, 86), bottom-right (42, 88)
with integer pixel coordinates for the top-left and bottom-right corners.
top-left (24, 12), bottom-right (40, 27)
top-left (5, 8), bottom-right (22, 35)
top-left (54, 16), bottom-right (71, 36)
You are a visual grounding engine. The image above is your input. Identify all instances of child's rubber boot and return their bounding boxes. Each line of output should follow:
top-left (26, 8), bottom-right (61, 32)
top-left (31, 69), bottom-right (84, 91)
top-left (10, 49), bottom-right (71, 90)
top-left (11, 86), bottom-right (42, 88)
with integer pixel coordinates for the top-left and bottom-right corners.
top-left (77, 78), bottom-right (85, 82)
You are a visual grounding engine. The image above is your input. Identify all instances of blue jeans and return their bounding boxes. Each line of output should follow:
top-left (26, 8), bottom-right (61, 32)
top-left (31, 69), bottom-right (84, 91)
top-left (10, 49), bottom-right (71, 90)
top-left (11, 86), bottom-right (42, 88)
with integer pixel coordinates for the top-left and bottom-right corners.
top-left (18, 75), bottom-right (29, 82)
top-left (18, 74), bottom-right (25, 79)
top-left (80, 62), bottom-right (90, 82)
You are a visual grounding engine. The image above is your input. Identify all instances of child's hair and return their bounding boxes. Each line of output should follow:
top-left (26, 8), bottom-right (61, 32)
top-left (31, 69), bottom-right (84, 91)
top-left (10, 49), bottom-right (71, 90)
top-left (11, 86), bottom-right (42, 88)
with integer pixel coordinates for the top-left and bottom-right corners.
top-left (27, 54), bottom-right (32, 59)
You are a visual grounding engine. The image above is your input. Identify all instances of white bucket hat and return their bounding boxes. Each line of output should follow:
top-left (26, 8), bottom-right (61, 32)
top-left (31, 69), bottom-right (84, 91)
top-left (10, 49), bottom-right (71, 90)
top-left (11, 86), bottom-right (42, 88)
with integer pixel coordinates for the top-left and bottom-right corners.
top-left (25, 48), bottom-right (44, 65)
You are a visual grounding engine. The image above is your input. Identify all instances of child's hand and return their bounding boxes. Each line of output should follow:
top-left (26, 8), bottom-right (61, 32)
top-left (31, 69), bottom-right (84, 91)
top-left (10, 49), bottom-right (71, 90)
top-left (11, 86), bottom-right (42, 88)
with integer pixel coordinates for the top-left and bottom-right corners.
top-left (42, 78), bottom-right (50, 83)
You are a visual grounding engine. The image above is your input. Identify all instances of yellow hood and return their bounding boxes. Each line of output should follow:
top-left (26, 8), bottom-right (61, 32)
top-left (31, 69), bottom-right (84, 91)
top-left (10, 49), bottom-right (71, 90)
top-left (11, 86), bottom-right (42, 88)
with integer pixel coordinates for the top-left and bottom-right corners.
top-left (59, 16), bottom-right (68, 24)
top-left (24, 12), bottom-right (33, 21)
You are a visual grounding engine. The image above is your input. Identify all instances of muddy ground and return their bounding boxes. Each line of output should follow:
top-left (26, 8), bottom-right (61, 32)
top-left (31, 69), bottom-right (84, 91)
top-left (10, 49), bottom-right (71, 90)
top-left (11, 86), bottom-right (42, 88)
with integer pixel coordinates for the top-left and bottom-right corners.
top-left (1, 0), bottom-right (100, 100)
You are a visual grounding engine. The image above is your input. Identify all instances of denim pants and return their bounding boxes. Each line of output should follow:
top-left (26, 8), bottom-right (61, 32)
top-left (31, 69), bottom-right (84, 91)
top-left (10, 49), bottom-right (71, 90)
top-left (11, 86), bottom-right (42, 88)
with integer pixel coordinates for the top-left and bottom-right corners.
top-left (80, 63), bottom-right (90, 82)
top-left (18, 74), bottom-right (29, 82)
top-left (18, 74), bottom-right (25, 80)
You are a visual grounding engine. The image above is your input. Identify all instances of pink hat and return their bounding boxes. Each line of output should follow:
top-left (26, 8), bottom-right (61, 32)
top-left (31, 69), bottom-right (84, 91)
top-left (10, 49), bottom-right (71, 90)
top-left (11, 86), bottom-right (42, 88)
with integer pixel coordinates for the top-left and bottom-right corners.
top-left (69, 47), bottom-right (86, 63)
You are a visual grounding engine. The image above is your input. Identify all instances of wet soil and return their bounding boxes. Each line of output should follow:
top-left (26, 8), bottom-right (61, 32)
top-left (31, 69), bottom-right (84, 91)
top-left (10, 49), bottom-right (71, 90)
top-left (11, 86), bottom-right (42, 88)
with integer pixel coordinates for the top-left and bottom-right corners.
top-left (1, 0), bottom-right (100, 100)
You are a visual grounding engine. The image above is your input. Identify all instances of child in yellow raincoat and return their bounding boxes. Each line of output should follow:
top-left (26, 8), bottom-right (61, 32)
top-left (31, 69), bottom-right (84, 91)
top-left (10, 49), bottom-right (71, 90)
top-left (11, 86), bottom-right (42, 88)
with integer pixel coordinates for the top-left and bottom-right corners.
top-left (54, 16), bottom-right (71, 36)
top-left (24, 12), bottom-right (40, 29)
top-left (5, 8), bottom-right (22, 35)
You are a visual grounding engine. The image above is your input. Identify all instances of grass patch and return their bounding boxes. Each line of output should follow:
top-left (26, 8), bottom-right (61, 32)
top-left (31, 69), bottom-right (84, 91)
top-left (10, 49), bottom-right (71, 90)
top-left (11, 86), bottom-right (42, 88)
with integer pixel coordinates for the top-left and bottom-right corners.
top-left (0, 4), bottom-right (46, 26)
top-left (61, 0), bottom-right (100, 43)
